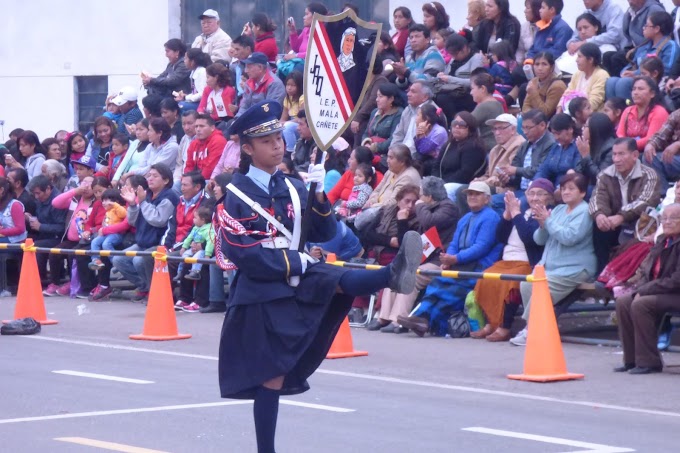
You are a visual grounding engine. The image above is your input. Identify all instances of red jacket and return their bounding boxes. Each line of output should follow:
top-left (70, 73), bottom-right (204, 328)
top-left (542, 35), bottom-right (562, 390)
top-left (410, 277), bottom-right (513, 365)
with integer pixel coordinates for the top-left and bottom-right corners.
top-left (185, 129), bottom-right (228, 180)
top-left (327, 169), bottom-right (384, 204)
top-left (175, 191), bottom-right (211, 243)
top-left (255, 32), bottom-right (279, 62)
top-left (84, 200), bottom-right (106, 234)
top-left (198, 85), bottom-right (236, 121)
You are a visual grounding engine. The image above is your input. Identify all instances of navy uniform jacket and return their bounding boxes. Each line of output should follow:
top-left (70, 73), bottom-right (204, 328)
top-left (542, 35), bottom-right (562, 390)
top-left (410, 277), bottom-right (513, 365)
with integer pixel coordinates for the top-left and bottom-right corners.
top-left (220, 172), bottom-right (336, 306)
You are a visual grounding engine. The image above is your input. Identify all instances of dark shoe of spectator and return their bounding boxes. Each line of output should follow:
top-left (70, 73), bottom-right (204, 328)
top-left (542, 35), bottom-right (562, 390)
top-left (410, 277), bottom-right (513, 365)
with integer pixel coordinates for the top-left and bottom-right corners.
top-left (380, 323), bottom-right (398, 333)
top-left (181, 302), bottom-right (201, 313)
top-left (628, 366), bottom-right (662, 375)
top-left (56, 282), bottom-right (71, 297)
top-left (172, 273), bottom-right (182, 283)
top-left (174, 300), bottom-right (190, 311)
top-left (393, 326), bottom-right (409, 334)
top-left (131, 291), bottom-right (149, 302)
top-left (199, 304), bottom-right (227, 314)
top-left (185, 270), bottom-right (201, 281)
top-left (388, 231), bottom-right (422, 294)
top-left (89, 285), bottom-right (113, 301)
top-left (88, 259), bottom-right (104, 271)
top-left (486, 328), bottom-right (511, 342)
top-left (396, 315), bottom-right (428, 337)
top-left (75, 290), bottom-right (90, 299)
top-left (470, 323), bottom-right (494, 339)
top-left (79, 238), bottom-right (91, 245)
top-left (613, 363), bottom-right (635, 372)
top-left (348, 307), bottom-right (364, 324)
top-left (43, 283), bottom-right (59, 297)
top-left (367, 318), bottom-right (389, 331)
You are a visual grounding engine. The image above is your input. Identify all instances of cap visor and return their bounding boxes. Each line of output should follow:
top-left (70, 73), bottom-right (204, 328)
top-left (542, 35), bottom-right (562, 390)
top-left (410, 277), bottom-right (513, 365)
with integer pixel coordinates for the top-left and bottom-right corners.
top-left (244, 124), bottom-right (284, 138)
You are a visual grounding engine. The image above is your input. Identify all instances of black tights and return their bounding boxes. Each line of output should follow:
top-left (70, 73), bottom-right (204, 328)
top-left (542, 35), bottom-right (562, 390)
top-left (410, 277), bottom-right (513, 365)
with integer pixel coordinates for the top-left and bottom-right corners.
top-left (254, 386), bottom-right (280, 453)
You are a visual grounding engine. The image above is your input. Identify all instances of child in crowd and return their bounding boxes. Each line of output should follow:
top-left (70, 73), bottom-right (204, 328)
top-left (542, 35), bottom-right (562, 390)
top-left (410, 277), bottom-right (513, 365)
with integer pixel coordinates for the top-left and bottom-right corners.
top-left (81, 176), bottom-right (111, 245)
top-left (567, 96), bottom-right (592, 133)
top-left (65, 132), bottom-right (88, 174)
top-left (89, 189), bottom-right (127, 270)
top-left (603, 97), bottom-right (627, 131)
top-left (66, 154), bottom-right (96, 191)
top-left (486, 40), bottom-right (517, 96)
top-left (281, 72), bottom-right (304, 153)
top-left (174, 206), bottom-right (214, 281)
top-left (335, 163), bottom-right (374, 222)
top-left (103, 133), bottom-right (129, 181)
top-left (211, 134), bottom-right (241, 177)
top-left (432, 28), bottom-right (453, 64)
top-left (414, 104), bottom-right (448, 172)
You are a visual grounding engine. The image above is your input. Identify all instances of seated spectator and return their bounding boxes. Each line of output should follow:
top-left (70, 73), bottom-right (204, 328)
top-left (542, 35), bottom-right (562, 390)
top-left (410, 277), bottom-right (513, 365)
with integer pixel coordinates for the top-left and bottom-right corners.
top-left (114, 119), bottom-right (150, 185)
top-left (422, 2), bottom-right (450, 35)
top-left (432, 28), bottom-right (454, 65)
top-left (110, 86), bottom-right (144, 138)
top-left (0, 177), bottom-right (27, 297)
top-left (603, 96), bottom-right (627, 129)
top-left (174, 49), bottom-right (211, 112)
top-left (65, 154), bottom-right (96, 194)
top-left (64, 132), bottom-right (88, 172)
top-left (393, 24), bottom-right (446, 89)
top-left (392, 81), bottom-right (438, 157)
top-left (616, 76), bottom-right (669, 151)
top-left (131, 118), bottom-right (179, 176)
top-left (606, 11), bottom-right (679, 101)
top-left (7, 168), bottom-right (36, 216)
top-left (242, 12), bottom-right (279, 63)
top-left (291, 111), bottom-right (314, 174)
top-left (566, 0), bottom-right (625, 58)
top-left (614, 203), bottom-right (680, 375)
top-left (211, 134), bottom-right (241, 179)
top-left (198, 63), bottom-right (237, 122)
top-left (309, 220), bottom-right (363, 261)
top-left (86, 117), bottom-right (115, 169)
top-left (160, 98), bottom-right (184, 142)
top-left (27, 176), bottom-right (67, 279)
top-left (100, 133), bottom-right (130, 182)
top-left (41, 159), bottom-right (68, 193)
top-left (589, 137), bottom-right (661, 272)
top-left (334, 163), bottom-right (374, 222)
top-left (364, 145), bottom-right (422, 210)
top-left (574, 112), bottom-right (616, 188)
top-left (185, 114), bottom-right (227, 180)
top-left (372, 177), bottom-right (459, 333)
top-left (434, 32), bottom-right (483, 123)
top-left (513, 172), bottom-right (597, 345)
top-left (522, 52), bottom-right (567, 117)
top-left (558, 13), bottom-right (617, 75)
top-left (6, 131), bottom-right (46, 179)
top-left (470, 179), bottom-right (553, 341)
top-left (142, 38), bottom-right (191, 98)
top-left (485, 40), bottom-right (519, 96)
top-left (228, 34), bottom-right (253, 101)
top-left (281, 72), bottom-right (304, 153)
top-left (284, 3), bottom-right (328, 64)
top-left (525, 0), bottom-right (573, 61)
top-left (192, 9), bottom-right (232, 63)
top-left (557, 43), bottom-right (609, 113)
top-left (568, 96), bottom-right (592, 131)
top-left (142, 94), bottom-right (163, 120)
top-left (236, 52), bottom-right (285, 117)
top-left (42, 175), bottom-right (96, 297)
top-left (433, 113), bottom-right (487, 201)
top-left (351, 57), bottom-right (389, 146)
top-left (517, 0), bottom-right (541, 64)
top-left (471, 73), bottom-right (506, 151)
top-left (475, 0), bottom-right (522, 55)
top-left (88, 187), bottom-right (127, 271)
top-left (413, 104), bottom-right (448, 173)
top-left (534, 113), bottom-right (581, 188)
top-left (392, 6), bottom-right (414, 59)
top-left (644, 110), bottom-right (680, 188)
top-left (43, 138), bottom-right (62, 161)
top-left (114, 163), bottom-right (179, 302)
top-left (639, 57), bottom-right (675, 112)
top-left (174, 111), bottom-right (198, 186)
top-left (362, 83), bottom-right (404, 159)
top-left (55, 130), bottom-right (69, 157)
top-left (327, 146), bottom-right (384, 205)
top-left (398, 181), bottom-right (502, 337)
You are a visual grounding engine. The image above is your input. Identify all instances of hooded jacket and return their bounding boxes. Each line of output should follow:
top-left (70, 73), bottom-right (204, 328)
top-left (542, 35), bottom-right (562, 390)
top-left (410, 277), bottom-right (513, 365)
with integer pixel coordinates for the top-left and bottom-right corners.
top-left (185, 129), bottom-right (228, 179)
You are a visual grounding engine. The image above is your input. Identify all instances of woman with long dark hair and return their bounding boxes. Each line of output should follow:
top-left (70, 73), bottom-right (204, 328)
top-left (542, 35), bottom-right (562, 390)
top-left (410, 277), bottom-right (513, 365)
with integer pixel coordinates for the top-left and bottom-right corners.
top-left (243, 12), bottom-right (279, 63)
top-left (198, 63), bottom-right (236, 122)
top-left (474, 0), bottom-right (521, 54)
top-left (392, 6), bottom-right (413, 59)
top-left (616, 76), bottom-right (669, 151)
top-left (86, 116), bottom-right (116, 169)
top-left (0, 176), bottom-right (26, 297)
top-left (422, 2), bottom-right (450, 33)
top-left (5, 131), bottom-right (46, 179)
top-left (362, 82), bottom-right (404, 157)
top-left (414, 104), bottom-right (448, 173)
top-left (327, 146), bottom-right (384, 204)
top-left (131, 118), bottom-right (178, 176)
top-left (522, 51), bottom-right (566, 118)
top-left (575, 112), bottom-right (616, 188)
top-left (175, 48), bottom-right (211, 112)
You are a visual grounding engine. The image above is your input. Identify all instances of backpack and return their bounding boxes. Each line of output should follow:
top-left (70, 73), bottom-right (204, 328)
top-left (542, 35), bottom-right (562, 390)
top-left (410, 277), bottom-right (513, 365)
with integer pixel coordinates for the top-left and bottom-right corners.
top-left (447, 311), bottom-right (470, 338)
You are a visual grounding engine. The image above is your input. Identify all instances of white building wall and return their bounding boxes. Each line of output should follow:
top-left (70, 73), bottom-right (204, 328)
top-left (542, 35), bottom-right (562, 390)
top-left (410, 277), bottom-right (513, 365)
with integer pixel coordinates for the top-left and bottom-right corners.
top-left (0, 0), bottom-right (180, 140)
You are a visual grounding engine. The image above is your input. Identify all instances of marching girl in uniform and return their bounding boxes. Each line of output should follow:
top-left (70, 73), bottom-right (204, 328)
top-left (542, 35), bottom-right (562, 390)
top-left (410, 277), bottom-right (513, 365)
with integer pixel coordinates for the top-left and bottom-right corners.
top-left (215, 100), bottom-right (422, 453)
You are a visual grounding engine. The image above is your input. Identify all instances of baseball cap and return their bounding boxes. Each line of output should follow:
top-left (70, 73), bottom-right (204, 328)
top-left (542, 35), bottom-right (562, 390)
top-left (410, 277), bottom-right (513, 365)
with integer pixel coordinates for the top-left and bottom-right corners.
top-left (110, 86), bottom-right (138, 106)
top-left (486, 113), bottom-right (518, 128)
top-left (71, 154), bottom-right (97, 170)
top-left (242, 52), bottom-right (269, 66)
top-left (463, 181), bottom-right (491, 196)
top-left (199, 9), bottom-right (219, 20)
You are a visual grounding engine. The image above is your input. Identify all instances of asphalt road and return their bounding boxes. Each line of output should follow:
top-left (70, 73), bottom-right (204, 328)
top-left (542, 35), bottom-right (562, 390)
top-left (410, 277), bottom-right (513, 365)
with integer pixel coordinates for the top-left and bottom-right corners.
top-left (0, 296), bottom-right (679, 452)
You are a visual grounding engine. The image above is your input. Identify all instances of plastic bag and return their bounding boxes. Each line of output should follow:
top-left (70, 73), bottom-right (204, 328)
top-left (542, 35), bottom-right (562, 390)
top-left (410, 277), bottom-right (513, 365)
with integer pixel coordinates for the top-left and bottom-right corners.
top-left (1, 317), bottom-right (41, 335)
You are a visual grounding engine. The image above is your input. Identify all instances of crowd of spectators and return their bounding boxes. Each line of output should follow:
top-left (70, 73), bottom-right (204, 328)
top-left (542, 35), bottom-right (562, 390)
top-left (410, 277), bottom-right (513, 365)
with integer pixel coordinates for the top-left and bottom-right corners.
top-left (3, 1), bottom-right (680, 374)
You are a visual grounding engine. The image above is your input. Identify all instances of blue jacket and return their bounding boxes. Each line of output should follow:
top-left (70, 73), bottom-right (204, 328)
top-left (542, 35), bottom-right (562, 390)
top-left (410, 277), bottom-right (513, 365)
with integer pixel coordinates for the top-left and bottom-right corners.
top-left (308, 220), bottom-right (362, 261)
top-left (496, 212), bottom-right (545, 266)
top-left (447, 206), bottom-right (503, 270)
top-left (527, 15), bottom-right (573, 59)
top-left (534, 140), bottom-right (581, 186)
top-left (129, 188), bottom-right (180, 249)
top-left (623, 37), bottom-right (680, 77)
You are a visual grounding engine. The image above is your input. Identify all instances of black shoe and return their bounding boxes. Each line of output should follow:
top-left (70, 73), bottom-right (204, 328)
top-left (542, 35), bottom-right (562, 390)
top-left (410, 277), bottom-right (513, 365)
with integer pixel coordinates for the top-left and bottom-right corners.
top-left (172, 273), bottom-right (182, 283)
top-left (185, 270), bottom-right (201, 281)
top-left (388, 231), bottom-right (422, 294)
top-left (628, 366), bottom-right (662, 375)
top-left (199, 304), bottom-right (227, 314)
top-left (613, 363), bottom-right (635, 372)
top-left (367, 319), bottom-right (388, 331)
top-left (393, 326), bottom-right (409, 334)
top-left (380, 323), bottom-right (398, 333)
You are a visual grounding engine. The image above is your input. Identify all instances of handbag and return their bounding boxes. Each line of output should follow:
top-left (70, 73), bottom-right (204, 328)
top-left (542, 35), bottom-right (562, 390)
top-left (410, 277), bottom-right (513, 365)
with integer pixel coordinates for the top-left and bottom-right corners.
top-left (447, 311), bottom-right (470, 338)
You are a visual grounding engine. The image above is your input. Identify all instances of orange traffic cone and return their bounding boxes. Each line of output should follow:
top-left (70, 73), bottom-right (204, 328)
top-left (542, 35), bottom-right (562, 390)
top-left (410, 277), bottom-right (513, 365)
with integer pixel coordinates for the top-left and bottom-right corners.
top-left (507, 265), bottom-right (584, 382)
top-left (130, 246), bottom-right (191, 341)
top-left (3, 238), bottom-right (57, 325)
top-left (326, 317), bottom-right (368, 359)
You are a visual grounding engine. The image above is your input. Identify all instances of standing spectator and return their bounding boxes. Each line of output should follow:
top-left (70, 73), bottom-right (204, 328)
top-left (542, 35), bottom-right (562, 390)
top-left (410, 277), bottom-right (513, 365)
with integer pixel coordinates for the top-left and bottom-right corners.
top-left (7, 131), bottom-right (45, 179)
top-left (114, 164), bottom-right (179, 302)
top-left (86, 117), bottom-right (115, 169)
top-left (27, 176), bottom-right (67, 279)
top-left (362, 83), bottom-right (404, 158)
top-left (160, 98), bottom-right (184, 143)
top-left (616, 76), bottom-right (669, 151)
top-left (566, 0), bottom-right (625, 55)
top-left (525, 0), bottom-right (573, 60)
top-left (243, 13), bottom-right (279, 63)
top-left (392, 7), bottom-right (414, 59)
top-left (173, 110), bottom-right (198, 185)
top-left (589, 137), bottom-right (661, 272)
top-left (142, 39), bottom-right (191, 98)
top-left (393, 24), bottom-right (446, 89)
top-left (132, 118), bottom-right (178, 176)
top-left (110, 86), bottom-right (144, 138)
top-left (0, 177), bottom-right (27, 297)
top-left (185, 114), bottom-right (228, 180)
top-left (422, 2), bottom-right (450, 34)
top-left (471, 73), bottom-right (506, 152)
top-left (517, 0), bottom-right (542, 63)
top-left (557, 43), bottom-right (609, 113)
top-left (284, 3), bottom-right (328, 62)
top-left (175, 49), bottom-right (211, 112)
top-left (198, 63), bottom-right (237, 122)
top-left (191, 9), bottom-right (233, 63)
top-left (522, 52), bottom-right (567, 117)
top-left (534, 113), bottom-right (581, 188)
top-left (475, 0), bottom-right (522, 54)
top-left (236, 53), bottom-right (285, 117)
top-left (7, 168), bottom-right (36, 216)
top-left (575, 112), bottom-right (616, 188)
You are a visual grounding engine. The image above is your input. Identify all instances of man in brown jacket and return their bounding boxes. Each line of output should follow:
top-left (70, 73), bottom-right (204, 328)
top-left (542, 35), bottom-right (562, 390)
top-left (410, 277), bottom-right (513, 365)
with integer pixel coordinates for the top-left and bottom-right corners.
top-left (588, 138), bottom-right (661, 272)
top-left (614, 203), bottom-right (680, 375)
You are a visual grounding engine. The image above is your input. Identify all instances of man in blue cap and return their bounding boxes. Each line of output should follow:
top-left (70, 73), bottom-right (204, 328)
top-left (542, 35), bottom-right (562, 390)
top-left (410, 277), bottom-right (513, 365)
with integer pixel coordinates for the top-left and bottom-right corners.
top-left (235, 52), bottom-right (285, 118)
top-left (216, 100), bottom-right (423, 453)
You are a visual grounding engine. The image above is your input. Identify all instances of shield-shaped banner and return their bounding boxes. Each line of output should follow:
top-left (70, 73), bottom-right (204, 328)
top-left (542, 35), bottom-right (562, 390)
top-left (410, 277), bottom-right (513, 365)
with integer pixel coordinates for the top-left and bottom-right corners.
top-left (303, 10), bottom-right (382, 151)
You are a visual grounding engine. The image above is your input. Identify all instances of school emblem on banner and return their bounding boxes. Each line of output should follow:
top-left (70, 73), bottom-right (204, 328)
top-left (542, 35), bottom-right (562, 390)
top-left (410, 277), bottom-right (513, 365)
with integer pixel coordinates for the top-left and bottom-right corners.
top-left (303, 10), bottom-right (382, 150)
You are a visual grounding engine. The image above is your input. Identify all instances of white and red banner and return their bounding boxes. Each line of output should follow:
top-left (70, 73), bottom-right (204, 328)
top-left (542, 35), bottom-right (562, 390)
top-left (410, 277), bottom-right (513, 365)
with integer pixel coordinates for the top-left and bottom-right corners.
top-left (421, 227), bottom-right (443, 262)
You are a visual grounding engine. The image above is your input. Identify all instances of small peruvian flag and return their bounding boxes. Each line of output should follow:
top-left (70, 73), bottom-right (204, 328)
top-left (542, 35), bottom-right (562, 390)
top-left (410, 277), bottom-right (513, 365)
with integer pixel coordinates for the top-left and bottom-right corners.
top-left (421, 227), bottom-right (442, 263)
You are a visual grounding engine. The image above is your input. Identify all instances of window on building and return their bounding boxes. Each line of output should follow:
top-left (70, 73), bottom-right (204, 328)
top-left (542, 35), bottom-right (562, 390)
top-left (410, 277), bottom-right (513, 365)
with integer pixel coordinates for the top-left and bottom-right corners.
top-left (76, 76), bottom-right (108, 134)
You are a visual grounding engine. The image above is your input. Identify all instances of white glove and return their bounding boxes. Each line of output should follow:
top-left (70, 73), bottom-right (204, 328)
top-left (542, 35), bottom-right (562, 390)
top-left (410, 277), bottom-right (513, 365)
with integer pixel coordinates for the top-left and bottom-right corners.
top-left (307, 152), bottom-right (327, 193)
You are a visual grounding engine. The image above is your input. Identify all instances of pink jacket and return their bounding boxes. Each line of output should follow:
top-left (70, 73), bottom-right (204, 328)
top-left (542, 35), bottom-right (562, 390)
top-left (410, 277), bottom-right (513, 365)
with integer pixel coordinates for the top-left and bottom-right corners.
top-left (289, 27), bottom-right (310, 59)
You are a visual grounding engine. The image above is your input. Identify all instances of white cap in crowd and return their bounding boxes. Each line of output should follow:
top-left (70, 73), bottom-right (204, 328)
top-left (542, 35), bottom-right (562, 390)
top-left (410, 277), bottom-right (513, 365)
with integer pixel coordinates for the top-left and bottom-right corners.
top-left (486, 113), bottom-right (518, 128)
top-left (110, 86), bottom-right (138, 106)
top-left (199, 9), bottom-right (220, 20)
